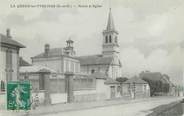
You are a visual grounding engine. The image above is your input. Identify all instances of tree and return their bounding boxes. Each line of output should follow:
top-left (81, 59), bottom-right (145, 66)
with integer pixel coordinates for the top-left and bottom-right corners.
top-left (140, 72), bottom-right (171, 96)
top-left (116, 77), bottom-right (128, 83)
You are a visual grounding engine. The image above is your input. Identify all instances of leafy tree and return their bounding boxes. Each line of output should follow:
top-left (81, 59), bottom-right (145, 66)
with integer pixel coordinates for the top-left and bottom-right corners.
top-left (116, 77), bottom-right (128, 83)
top-left (140, 73), bottom-right (171, 96)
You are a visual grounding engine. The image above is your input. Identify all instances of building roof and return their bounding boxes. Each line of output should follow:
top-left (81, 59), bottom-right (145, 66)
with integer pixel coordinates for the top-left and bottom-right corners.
top-left (0, 33), bottom-right (25, 48)
top-left (32, 48), bottom-right (64, 58)
top-left (76, 55), bottom-right (120, 65)
top-left (32, 47), bottom-right (78, 60)
top-left (123, 77), bottom-right (148, 84)
top-left (89, 72), bottom-right (107, 79)
top-left (20, 65), bottom-right (56, 73)
top-left (104, 78), bottom-right (120, 84)
top-left (19, 57), bottom-right (31, 66)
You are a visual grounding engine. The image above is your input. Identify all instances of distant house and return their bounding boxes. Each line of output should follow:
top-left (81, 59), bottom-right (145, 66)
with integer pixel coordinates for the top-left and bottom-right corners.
top-left (0, 29), bottom-right (25, 92)
top-left (122, 76), bottom-right (150, 99)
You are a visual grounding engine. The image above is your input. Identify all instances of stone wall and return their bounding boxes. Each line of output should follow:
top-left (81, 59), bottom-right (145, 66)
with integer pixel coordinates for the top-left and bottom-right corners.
top-left (122, 83), bottom-right (150, 99)
top-left (73, 89), bottom-right (97, 102)
top-left (49, 78), bottom-right (65, 93)
top-left (73, 77), bottom-right (96, 91)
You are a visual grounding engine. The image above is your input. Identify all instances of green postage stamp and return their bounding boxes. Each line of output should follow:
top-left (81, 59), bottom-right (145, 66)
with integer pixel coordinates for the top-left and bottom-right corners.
top-left (7, 81), bottom-right (31, 110)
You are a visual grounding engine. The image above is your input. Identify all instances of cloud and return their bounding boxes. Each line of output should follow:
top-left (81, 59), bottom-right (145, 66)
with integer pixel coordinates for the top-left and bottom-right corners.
top-left (30, 8), bottom-right (79, 23)
top-left (2, 14), bottom-right (27, 26)
top-left (120, 47), bottom-right (182, 84)
top-left (110, 0), bottom-right (184, 20)
top-left (120, 47), bottom-right (147, 76)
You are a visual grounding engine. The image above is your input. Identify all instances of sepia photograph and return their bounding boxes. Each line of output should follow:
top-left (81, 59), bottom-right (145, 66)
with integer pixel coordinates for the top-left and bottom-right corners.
top-left (0, 0), bottom-right (184, 116)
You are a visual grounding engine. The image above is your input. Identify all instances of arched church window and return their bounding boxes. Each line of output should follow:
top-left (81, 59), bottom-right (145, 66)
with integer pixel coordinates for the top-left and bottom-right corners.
top-left (109, 35), bottom-right (112, 43)
top-left (105, 36), bottom-right (108, 43)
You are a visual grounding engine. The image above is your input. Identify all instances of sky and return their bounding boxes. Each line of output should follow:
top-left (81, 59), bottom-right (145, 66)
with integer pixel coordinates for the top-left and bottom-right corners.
top-left (0, 0), bottom-right (184, 85)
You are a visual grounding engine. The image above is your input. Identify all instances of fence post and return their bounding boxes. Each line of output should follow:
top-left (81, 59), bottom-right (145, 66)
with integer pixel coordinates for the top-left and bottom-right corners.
top-left (44, 73), bottom-right (51, 105)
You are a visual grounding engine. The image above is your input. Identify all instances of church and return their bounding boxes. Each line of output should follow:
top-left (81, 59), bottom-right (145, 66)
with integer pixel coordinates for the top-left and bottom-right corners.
top-left (77, 8), bottom-right (122, 79)
top-left (31, 8), bottom-right (122, 80)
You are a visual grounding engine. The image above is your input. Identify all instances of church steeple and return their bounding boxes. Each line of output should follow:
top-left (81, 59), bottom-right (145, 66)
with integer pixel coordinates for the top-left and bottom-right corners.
top-left (102, 8), bottom-right (120, 57)
top-left (106, 8), bottom-right (115, 31)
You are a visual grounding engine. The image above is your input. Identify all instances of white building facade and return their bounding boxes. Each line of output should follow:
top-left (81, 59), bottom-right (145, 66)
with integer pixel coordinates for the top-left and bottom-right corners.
top-left (0, 29), bottom-right (25, 92)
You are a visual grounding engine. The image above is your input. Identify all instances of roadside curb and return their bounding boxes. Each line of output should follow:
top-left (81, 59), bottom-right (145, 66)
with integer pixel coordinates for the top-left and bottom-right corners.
top-left (28, 97), bottom-right (180, 116)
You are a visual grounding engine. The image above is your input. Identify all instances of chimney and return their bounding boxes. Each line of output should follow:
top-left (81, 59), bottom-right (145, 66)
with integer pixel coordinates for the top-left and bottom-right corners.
top-left (6, 28), bottom-right (11, 38)
top-left (44, 44), bottom-right (50, 56)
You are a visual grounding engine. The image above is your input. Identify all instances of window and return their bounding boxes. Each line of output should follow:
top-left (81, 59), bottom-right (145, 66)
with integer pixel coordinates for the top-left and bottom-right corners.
top-left (75, 63), bottom-right (80, 73)
top-left (75, 63), bottom-right (78, 73)
top-left (71, 62), bottom-right (74, 73)
top-left (109, 35), bottom-right (112, 43)
top-left (91, 69), bottom-right (95, 74)
top-left (1, 80), bottom-right (5, 92)
top-left (105, 36), bottom-right (108, 43)
top-left (115, 36), bottom-right (117, 43)
top-left (66, 61), bottom-right (69, 72)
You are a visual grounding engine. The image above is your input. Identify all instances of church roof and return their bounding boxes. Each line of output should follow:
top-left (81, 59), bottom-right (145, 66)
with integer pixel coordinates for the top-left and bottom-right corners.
top-left (0, 33), bottom-right (25, 48)
top-left (76, 55), bottom-right (115, 65)
top-left (89, 72), bottom-right (107, 79)
top-left (77, 54), bottom-right (122, 66)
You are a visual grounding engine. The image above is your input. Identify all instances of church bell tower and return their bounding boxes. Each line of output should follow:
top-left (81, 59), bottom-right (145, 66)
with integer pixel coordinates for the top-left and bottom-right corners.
top-left (102, 8), bottom-right (120, 58)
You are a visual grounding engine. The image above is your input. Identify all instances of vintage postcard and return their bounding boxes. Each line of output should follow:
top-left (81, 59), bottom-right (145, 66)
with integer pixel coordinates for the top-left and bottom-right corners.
top-left (0, 0), bottom-right (184, 116)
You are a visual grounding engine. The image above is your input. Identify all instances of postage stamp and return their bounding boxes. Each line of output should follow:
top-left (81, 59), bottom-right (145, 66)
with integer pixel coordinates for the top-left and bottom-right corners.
top-left (7, 81), bottom-right (31, 110)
